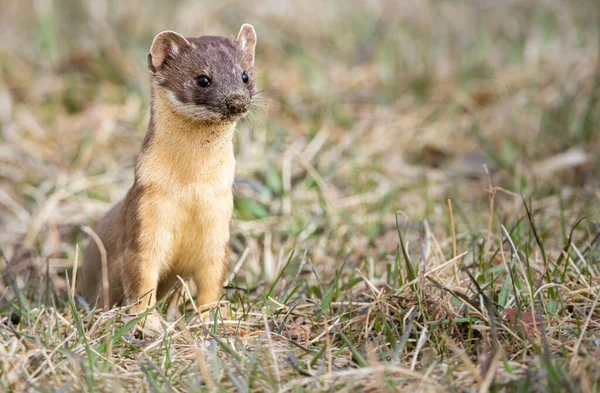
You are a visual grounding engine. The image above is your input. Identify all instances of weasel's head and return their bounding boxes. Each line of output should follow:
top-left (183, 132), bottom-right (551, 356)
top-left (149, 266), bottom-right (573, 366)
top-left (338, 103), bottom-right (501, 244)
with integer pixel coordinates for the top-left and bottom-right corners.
top-left (147, 24), bottom-right (257, 124)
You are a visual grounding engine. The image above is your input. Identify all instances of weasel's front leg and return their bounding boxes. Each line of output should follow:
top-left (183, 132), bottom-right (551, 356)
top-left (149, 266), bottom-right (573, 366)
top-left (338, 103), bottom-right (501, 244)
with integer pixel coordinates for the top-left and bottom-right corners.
top-left (122, 246), bottom-right (164, 335)
top-left (193, 246), bottom-right (228, 321)
top-left (123, 249), bottom-right (161, 313)
top-left (122, 197), bottom-right (174, 335)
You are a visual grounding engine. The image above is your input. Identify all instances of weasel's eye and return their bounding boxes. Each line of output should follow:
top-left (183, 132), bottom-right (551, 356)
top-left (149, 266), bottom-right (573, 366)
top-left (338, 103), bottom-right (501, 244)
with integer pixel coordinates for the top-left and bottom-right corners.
top-left (242, 72), bottom-right (249, 84)
top-left (197, 75), bottom-right (211, 87)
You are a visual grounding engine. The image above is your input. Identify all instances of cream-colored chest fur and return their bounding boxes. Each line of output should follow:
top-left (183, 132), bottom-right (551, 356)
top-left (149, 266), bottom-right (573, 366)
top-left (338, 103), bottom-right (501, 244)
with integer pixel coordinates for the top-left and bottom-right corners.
top-left (134, 94), bottom-right (236, 277)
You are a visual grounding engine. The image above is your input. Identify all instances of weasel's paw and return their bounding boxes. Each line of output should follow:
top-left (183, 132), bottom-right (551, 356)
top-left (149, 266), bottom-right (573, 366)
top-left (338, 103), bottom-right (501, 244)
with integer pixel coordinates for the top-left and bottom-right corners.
top-left (136, 312), bottom-right (164, 339)
top-left (197, 301), bottom-right (218, 323)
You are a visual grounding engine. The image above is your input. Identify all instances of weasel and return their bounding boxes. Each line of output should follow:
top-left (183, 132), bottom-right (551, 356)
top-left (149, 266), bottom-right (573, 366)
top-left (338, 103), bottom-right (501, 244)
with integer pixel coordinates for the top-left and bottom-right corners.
top-left (82, 24), bottom-right (257, 333)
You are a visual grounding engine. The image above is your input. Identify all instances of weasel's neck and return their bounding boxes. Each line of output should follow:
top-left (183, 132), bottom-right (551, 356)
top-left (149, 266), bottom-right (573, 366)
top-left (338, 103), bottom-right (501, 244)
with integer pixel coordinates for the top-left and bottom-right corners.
top-left (134, 86), bottom-right (236, 187)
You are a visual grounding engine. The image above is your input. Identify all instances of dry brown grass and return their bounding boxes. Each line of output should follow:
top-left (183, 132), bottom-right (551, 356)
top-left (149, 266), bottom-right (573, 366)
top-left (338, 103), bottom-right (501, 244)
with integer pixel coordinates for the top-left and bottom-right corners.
top-left (1, 0), bottom-right (599, 392)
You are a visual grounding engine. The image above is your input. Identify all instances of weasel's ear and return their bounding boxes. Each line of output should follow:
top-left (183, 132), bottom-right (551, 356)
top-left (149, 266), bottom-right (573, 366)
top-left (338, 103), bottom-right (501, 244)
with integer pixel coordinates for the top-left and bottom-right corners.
top-left (147, 31), bottom-right (191, 74)
top-left (236, 24), bottom-right (257, 67)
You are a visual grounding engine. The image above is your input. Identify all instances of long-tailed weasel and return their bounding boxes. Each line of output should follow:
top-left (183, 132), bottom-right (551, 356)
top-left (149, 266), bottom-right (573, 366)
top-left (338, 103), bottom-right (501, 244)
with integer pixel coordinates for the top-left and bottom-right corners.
top-left (82, 24), bottom-right (257, 333)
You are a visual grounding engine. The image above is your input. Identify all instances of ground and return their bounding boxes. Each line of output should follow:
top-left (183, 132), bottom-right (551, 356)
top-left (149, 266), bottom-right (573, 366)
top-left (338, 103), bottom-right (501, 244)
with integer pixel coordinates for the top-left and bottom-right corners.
top-left (0, 0), bottom-right (599, 392)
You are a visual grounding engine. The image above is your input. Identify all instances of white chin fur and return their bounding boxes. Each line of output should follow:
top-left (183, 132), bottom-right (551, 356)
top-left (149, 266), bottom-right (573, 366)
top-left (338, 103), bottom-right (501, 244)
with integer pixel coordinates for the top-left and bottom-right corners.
top-left (166, 91), bottom-right (226, 123)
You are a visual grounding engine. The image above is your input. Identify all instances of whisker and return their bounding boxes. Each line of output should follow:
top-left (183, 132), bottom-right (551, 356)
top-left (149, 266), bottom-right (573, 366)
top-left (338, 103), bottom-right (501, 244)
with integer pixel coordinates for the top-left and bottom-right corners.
top-left (250, 104), bottom-right (268, 116)
top-left (252, 89), bottom-right (267, 97)
top-left (253, 97), bottom-right (292, 113)
top-left (245, 110), bottom-right (261, 126)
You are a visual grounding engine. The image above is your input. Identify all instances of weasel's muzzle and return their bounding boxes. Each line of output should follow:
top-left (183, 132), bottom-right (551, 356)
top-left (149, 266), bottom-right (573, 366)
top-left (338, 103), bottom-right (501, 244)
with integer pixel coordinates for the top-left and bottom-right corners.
top-left (223, 92), bottom-right (250, 116)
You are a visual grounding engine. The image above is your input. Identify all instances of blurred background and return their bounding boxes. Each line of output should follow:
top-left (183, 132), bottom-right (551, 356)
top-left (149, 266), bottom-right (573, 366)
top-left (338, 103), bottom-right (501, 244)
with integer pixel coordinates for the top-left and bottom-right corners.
top-left (0, 0), bottom-right (599, 291)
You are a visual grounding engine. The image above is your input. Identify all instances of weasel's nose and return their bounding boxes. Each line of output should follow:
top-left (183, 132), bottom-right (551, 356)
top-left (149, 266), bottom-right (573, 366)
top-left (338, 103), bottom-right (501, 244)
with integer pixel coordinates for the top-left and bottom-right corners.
top-left (223, 92), bottom-right (249, 115)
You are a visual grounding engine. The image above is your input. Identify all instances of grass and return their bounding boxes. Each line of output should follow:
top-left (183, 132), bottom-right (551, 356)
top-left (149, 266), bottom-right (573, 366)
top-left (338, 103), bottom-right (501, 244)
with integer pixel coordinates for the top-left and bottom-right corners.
top-left (1, 0), bottom-right (600, 391)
